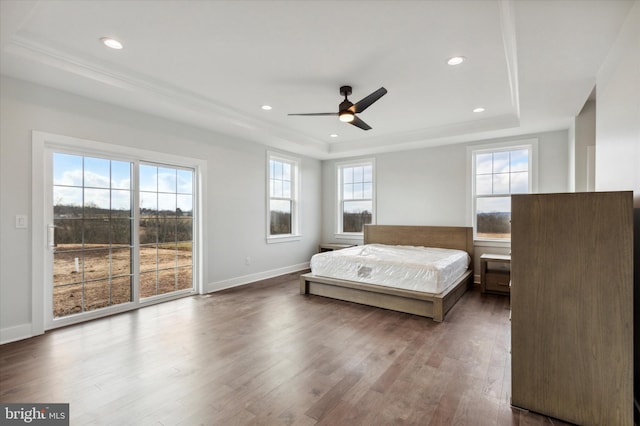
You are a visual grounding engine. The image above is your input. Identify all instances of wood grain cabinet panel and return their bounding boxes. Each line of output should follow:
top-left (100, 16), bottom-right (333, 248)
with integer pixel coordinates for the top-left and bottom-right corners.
top-left (510, 191), bottom-right (633, 426)
top-left (480, 254), bottom-right (510, 295)
top-left (484, 271), bottom-right (510, 292)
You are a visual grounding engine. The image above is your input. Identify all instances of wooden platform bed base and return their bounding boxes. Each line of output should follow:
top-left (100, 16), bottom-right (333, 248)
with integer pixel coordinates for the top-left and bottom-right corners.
top-left (300, 225), bottom-right (474, 322)
top-left (300, 269), bottom-right (472, 322)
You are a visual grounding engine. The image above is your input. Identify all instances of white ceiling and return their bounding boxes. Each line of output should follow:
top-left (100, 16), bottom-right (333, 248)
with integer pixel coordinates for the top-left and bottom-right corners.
top-left (0, 0), bottom-right (634, 159)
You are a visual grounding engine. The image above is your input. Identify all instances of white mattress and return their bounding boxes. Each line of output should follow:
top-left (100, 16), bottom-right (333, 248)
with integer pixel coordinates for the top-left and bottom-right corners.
top-left (310, 244), bottom-right (471, 294)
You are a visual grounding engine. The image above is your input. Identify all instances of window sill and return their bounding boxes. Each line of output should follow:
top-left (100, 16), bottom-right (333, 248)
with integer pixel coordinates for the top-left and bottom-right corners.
top-left (474, 239), bottom-right (511, 248)
top-left (267, 234), bottom-right (302, 244)
top-left (334, 233), bottom-right (364, 241)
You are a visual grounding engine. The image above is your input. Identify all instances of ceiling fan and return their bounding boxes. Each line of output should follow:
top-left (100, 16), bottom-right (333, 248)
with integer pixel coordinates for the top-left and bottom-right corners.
top-left (288, 85), bottom-right (387, 131)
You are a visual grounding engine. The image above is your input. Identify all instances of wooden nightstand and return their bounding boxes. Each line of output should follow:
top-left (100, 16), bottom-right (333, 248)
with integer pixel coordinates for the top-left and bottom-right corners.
top-left (480, 253), bottom-right (511, 295)
top-left (318, 243), bottom-right (355, 253)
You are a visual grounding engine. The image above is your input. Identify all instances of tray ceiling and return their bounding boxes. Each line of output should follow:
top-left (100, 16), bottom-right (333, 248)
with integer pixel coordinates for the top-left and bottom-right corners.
top-left (0, 0), bottom-right (634, 158)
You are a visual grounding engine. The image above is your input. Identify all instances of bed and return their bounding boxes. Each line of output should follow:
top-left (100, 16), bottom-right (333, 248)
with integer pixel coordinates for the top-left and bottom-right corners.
top-left (299, 225), bottom-right (474, 322)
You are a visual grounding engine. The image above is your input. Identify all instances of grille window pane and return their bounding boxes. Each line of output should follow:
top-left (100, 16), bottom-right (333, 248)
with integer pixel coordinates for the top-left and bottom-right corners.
top-left (473, 148), bottom-right (530, 240)
top-left (339, 163), bottom-right (374, 233)
top-left (268, 155), bottom-right (299, 238)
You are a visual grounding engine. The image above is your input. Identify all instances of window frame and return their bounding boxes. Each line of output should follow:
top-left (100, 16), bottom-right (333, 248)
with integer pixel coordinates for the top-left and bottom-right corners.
top-left (469, 139), bottom-right (538, 243)
top-left (335, 158), bottom-right (376, 239)
top-left (266, 151), bottom-right (301, 243)
top-left (32, 131), bottom-right (206, 332)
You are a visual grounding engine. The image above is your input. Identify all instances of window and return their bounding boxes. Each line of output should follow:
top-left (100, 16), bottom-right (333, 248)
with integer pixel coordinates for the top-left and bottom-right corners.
top-left (267, 152), bottom-right (300, 241)
top-left (337, 160), bottom-right (375, 235)
top-left (472, 142), bottom-right (535, 240)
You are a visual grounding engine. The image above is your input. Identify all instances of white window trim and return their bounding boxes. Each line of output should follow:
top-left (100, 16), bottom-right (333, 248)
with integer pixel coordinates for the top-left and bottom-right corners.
top-left (335, 158), bottom-right (376, 240)
top-left (32, 131), bottom-right (207, 333)
top-left (467, 138), bottom-right (538, 245)
top-left (266, 151), bottom-right (301, 243)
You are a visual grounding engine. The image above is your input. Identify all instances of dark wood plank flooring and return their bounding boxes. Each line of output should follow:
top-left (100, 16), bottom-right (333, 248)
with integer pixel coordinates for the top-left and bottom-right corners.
top-left (0, 273), bottom-right (570, 425)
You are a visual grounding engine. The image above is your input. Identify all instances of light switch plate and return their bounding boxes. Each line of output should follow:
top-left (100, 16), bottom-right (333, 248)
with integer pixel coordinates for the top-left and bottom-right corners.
top-left (15, 215), bottom-right (28, 229)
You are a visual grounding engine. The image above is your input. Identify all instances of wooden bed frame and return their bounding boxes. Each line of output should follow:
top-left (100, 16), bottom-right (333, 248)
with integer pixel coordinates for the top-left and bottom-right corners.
top-left (299, 225), bottom-right (474, 322)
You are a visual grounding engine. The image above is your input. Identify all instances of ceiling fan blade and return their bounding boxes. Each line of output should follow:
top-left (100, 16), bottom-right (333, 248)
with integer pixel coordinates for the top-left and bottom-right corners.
top-left (287, 112), bottom-right (338, 116)
top-left (350, 116), bottom-right (372, 131)
top-left (352, 87), bottom-right (387, 113)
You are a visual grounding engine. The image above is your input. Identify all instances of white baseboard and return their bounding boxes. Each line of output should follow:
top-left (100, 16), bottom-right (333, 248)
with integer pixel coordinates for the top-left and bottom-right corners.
top-left (0, 323), bottom-right (34, 345)
top-left (206, 262), bottom-right (309, 293)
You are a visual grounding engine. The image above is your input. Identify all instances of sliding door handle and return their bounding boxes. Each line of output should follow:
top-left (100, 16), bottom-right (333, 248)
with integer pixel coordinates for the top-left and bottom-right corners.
top-left (47, 224), bottom-right (56, 249)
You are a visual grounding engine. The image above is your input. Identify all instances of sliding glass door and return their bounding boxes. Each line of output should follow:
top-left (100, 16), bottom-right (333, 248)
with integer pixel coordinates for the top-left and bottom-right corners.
top-left (49, 152), bottom-right (195, 325)
top-left (52, 153), bottom-right (134, 317)
top-left (139, 163), bottom-right (193, 299)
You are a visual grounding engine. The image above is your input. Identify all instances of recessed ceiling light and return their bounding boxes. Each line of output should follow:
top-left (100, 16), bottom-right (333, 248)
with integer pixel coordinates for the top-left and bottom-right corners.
top-left (100, 37), bottom-right (123, 50)
top-left (447, 56), bottom-right (466, 66)
top-left (330, 134), bottom-right (339, 138)
top-left (473, 107), bottom-right (485, 113)
top-left (261, 105), bottom-right (272, 111)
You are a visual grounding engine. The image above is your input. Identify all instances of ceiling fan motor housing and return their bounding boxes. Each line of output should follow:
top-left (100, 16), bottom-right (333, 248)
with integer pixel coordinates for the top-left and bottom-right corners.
top-left (339, 99), bottom-right (354, 111)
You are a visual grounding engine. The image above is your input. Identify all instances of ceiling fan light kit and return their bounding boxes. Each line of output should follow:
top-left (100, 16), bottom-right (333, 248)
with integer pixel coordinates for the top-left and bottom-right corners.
top-left (289, 85), bottom-right (387, 131)
top-left (339, 111), bottom-right (355, 122)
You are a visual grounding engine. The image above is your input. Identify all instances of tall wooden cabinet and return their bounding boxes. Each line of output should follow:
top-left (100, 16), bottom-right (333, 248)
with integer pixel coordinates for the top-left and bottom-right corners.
top-left (511, 191), bottom-right (634, 425)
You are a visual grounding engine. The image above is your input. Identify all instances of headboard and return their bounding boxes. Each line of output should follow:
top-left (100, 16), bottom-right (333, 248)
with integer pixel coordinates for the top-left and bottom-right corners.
top-left (364, 225), bottom-right (474, 259)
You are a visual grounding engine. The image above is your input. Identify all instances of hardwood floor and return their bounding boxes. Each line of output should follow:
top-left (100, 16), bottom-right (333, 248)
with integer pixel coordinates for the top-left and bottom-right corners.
top-left (1, 272), bottom-right (570, 425)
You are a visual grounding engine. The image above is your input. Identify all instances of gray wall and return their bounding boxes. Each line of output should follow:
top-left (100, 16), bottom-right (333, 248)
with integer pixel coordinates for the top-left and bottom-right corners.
top-left (595, 1), bottom-right (640, 205)
top-left (573, 99), bottom-right (596, 192)
top-left (0, 76), bottom-right (322, 342)
top-left (322, 131), bottom-right (569, 243)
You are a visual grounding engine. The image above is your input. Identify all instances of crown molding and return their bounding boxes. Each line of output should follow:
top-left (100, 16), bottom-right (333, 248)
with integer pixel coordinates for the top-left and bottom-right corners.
top-left (3, 33), bottom-right (330, 154)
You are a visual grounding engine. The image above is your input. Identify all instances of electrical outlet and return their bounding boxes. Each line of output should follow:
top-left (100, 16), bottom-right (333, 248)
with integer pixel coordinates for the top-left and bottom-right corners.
top-left (245, 256), bottom-right (251, 266)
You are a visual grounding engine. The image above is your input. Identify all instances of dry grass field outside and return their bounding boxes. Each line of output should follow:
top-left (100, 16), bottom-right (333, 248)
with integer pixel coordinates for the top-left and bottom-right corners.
top-left (53, 244), bottom-right (192, 317)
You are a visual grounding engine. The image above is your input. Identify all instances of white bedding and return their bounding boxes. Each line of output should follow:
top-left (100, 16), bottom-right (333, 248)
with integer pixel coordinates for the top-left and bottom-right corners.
top-left (310, 244), bottom-right (471, 294)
